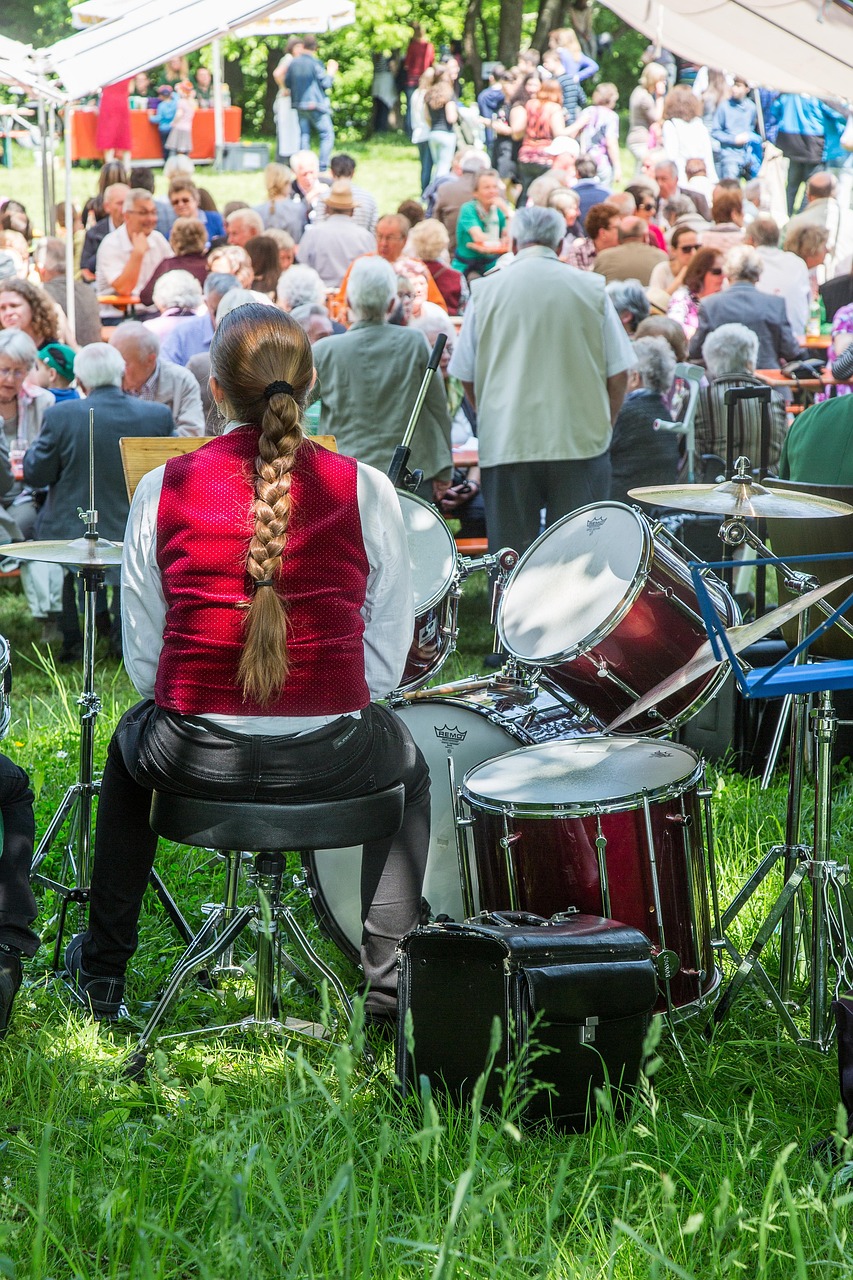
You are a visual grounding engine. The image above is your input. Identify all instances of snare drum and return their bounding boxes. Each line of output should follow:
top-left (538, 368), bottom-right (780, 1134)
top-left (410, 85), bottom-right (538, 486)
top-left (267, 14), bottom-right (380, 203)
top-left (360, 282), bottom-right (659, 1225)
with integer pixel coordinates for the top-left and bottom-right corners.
top-left (302, 687), bottom-right (596, 964)
top-left (460, 736), bottom-right (718, 1013)
top-left (498, 502), bottom-right (739, 732)
top-left (397, 490), bottom-right (459, 693)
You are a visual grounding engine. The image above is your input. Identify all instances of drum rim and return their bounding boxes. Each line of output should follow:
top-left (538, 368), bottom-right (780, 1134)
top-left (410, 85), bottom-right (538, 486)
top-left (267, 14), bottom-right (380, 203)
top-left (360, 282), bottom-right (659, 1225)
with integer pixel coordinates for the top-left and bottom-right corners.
top-left (460, 734), bottom-right (703, 816)
top-left (397, 488), bottom-right (459, 613)
top-left (393, 689), bottom-right (538, 744)
top-left (497, 501), bottom-right (653, 665)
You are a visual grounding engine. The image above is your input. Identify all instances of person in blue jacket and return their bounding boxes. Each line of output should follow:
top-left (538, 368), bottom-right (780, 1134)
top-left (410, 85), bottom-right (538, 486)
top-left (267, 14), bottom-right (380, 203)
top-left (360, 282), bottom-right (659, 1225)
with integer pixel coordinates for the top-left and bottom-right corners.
top-left (775, 93), bottom-right (826, 213)
top-left (712, 77), bottom-right (762, 180)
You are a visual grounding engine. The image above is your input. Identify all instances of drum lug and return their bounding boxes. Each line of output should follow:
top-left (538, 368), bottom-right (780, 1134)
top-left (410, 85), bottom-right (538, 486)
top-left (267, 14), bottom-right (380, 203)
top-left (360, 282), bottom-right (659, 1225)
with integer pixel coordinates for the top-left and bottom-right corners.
top-left (666, 812), bottom-right (693, 827)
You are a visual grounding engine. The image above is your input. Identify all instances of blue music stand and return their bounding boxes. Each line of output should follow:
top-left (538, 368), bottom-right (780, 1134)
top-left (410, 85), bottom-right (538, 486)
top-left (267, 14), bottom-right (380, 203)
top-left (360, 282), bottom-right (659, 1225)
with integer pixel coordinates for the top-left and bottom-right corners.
top-left (690, 552), bottom-right (853, 1050)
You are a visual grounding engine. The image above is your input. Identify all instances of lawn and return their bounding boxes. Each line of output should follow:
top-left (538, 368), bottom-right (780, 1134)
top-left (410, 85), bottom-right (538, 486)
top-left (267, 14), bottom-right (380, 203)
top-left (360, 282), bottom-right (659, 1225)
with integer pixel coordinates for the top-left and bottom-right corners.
top-left (0, 138), bottom-right (852, 1280)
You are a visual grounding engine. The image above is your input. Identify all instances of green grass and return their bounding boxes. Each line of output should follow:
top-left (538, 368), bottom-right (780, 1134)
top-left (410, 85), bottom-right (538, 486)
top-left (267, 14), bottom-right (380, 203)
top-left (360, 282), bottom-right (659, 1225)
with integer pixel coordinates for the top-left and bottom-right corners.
top-left (0, 568), bottom-right (852, 1278)
top-left (3, 136), bottom-right (422, 237)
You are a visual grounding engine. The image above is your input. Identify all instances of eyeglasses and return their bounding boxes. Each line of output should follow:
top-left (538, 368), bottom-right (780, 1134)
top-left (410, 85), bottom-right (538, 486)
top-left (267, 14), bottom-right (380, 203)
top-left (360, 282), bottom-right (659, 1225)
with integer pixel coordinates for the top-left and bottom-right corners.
top-left (678, 243), bottom-right (700, 253)
top-left (0, 367), bottom-right (25, 381)
top-left (708, 266), bottom-right (724, 276)
top-left (639, 202), bottom-right (656, 212)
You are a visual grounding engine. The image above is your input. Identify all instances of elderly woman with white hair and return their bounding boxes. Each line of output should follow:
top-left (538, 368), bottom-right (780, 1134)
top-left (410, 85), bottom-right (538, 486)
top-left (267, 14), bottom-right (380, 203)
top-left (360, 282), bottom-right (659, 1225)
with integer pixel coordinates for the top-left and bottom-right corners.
top-left (276, 263), bottom-right (327, 313)
top-left (689, 243), bottom-right (802, 371)
top-left (609, 335), bottom-right (681, 505)
top-left (606, 278), bottom-right (650, 335)
top-left (312, 255), bottom-right (452, 500)
top-left (693, 322), bottom-right (788, 474)
top-left (143, 270), bottom-right (204, 345)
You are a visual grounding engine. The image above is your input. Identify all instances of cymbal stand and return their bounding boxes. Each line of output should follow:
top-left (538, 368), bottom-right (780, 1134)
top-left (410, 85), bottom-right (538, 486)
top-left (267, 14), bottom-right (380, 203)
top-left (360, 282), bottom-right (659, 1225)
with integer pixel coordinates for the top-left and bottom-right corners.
top-left (29, 410), bottom-right (192, 970)
top-left (701, 525), bottom-right (853, 1048)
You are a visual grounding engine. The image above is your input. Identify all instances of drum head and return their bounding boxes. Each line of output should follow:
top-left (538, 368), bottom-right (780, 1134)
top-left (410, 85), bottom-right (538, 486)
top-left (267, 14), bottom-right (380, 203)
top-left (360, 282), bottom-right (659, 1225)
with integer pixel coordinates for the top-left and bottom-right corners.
top-left (462, 735), bottom-right (700, 816)
top-left (397, 489), bottom-right (458, 612)
top-left (498, 503), bottom-right (649, 663)
top-left (304, 698), bottom-right (526, 963)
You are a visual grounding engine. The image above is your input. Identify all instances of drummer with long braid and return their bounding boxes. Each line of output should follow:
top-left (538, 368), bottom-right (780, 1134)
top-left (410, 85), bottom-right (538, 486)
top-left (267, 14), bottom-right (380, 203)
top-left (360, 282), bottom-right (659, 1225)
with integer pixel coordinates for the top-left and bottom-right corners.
top-left (65, 303), bottom-right (430, 1027)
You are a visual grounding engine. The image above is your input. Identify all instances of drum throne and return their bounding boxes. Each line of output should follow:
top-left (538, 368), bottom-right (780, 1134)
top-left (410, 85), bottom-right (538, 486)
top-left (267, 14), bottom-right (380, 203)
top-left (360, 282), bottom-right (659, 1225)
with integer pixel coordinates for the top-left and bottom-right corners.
top-left (126, 785), bottom-right (404, 1074)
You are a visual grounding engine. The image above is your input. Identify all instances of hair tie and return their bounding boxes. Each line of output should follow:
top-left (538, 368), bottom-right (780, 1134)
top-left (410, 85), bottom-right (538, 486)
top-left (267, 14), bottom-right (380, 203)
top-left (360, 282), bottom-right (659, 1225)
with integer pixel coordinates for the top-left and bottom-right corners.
top-left (263, 380), bottom-right (294, 400)
top-left (254, 578), bottom-right (277, 588)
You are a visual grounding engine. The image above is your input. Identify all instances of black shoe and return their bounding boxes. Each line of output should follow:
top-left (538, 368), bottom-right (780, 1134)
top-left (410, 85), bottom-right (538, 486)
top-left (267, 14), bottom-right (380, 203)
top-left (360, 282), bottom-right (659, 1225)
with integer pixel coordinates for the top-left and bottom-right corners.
top-left (65, 934), bottom-right (125, 1018)
top-left (0, 945), bottom-right (22, 1038)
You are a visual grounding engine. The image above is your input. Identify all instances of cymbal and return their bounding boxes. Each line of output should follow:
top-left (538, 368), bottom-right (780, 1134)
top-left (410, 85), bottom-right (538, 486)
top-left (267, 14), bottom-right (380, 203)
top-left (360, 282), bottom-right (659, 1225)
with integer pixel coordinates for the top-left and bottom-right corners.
top-left (607, 574), bottom-right (853, 731)
top-left (0, 537), bottom-right (123, 568)
top-left (628, 479), bottom-right (853, 520)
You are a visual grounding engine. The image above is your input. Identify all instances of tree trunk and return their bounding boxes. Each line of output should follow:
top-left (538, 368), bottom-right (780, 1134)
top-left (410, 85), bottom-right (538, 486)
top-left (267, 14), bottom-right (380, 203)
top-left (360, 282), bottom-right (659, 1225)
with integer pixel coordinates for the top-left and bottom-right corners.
top-left (263, 47), bottom-right (279, 135)
top-left (498, 0), bottom-right (525, 67)
top-left (461, 0), bottom-right (483, 94)
top-left (533, 0), bottom-right (566, 58)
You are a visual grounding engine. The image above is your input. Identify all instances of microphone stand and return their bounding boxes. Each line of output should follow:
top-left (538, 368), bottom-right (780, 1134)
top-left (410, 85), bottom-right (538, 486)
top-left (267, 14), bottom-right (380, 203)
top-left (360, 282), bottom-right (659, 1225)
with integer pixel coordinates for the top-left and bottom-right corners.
top-left (387, 334), bottom-right (447, 492)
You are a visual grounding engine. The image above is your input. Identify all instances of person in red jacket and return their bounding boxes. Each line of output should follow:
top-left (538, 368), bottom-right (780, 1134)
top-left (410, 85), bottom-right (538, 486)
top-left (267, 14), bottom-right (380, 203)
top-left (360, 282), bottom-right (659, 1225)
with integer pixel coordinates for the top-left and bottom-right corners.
top-left (403, 24), bottom-right (435, 136)
top-left (65, 305), bottom-right (429, 1026)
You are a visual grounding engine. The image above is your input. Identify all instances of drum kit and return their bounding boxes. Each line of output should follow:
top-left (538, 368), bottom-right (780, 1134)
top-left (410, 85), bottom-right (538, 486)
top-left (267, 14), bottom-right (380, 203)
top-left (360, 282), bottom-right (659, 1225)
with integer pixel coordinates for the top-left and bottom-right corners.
top-left (309, 457), bottom-right (853, 1047)
top-left (3, 398), bottom-right (853, 1051)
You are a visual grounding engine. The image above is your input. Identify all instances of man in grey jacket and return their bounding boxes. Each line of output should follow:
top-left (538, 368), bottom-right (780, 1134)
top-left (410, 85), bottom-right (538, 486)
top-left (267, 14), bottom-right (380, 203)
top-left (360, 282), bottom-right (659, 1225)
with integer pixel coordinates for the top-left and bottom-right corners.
top-left (23, 344), bottom-right (173, 660)
top-left (110, 322), bottom-right (205, 436)
top-left (312, 256), bottom-right (451, 501)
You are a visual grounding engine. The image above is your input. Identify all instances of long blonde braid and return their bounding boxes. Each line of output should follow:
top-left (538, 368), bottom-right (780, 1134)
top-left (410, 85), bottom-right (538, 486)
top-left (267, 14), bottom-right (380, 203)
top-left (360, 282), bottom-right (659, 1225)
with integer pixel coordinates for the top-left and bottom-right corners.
top-left (208, 304), bottom-right (314, 705)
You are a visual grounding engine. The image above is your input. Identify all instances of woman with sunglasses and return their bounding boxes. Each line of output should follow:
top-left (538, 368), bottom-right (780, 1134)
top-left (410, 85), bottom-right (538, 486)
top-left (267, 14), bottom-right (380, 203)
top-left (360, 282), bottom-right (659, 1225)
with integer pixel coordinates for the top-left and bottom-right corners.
top-left (625, 182), bottom-right (666, 250)
top-left (649, 224), bottom-right (701, 294)
top-left (667, 245), bottom-right (724, 340)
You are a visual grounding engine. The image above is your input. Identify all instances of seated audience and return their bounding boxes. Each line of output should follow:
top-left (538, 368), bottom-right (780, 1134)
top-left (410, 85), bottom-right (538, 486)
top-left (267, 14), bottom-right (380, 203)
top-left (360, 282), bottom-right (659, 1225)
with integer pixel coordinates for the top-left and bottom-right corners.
top-left (276, 263), bottom-right (328, 313)
top-left (246, 235), bottom-right (283, 298)
top-left (110, 321), bottom-right (203, 437)
top-left (30, 343), bottom-right (79, 403)
top-left (594, 216), bottom-right (667, 285)
top-left (689, 244), bottom-right (802, 370)
top-left (451, 169), bottom-right (510, 278)
top-left (33, 237), bottom-right (101, 348)
top-left (96, 189), bottom-right (172, 321)
top-left (634, 314), bottom-right (688, 362)
top-left (668, 245), bottom-right (724, 340)
top-left (139, 217), bottom-right (209, 308)
top-left (225, 208), bottom-right (266, 248)
top-left (407, 219), bottom-right (467, 315)
top-left (313, 154), bottom-right (379, 233)
top-left (296, 181), bottom-right (376, 289)
top-left (312, 256), bottom-right (452, 498)
top-left (143, 271), bottom-right (205, 345)
top-left (648, 224), bottom-right (702, 295)
top-left (263, 228), bottom-right (297, 275)
top-left (207, 243), bottom-right (254, 288)
top-left (744, 216), bottom-right (810, 337)
top-left (159, 271), bottom-right (238, 366)
top-left (251, 163), bottom-right (306, 240)
top-left (564, 201), bottom-right (621, 271)
top-left (0, 279), bottom-right (61, 348)
top-left (607, 278), bottom-right (650, 335)
top-left (700, 186), bottom-right (746, 253)
top-left (168, 180), bottom-right (225, 247)
top-left (79, 183), bottom-right (129, 282)
top-left (610, 335), bottom-right (680, 505)
top-left (23, 342), bottom-right (173, 660)
top-left (695, 322), bottom-right (788, 472)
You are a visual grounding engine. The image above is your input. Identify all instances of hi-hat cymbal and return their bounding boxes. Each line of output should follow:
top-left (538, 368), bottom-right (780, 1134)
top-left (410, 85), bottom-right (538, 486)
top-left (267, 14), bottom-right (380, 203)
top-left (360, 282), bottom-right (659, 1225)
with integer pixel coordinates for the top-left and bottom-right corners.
top-left (607, 574), bottom-right (853, 731)
top-left (0, 537), bottom-right (123, 568)
top-left (628, 479), bottom-right (853, 520)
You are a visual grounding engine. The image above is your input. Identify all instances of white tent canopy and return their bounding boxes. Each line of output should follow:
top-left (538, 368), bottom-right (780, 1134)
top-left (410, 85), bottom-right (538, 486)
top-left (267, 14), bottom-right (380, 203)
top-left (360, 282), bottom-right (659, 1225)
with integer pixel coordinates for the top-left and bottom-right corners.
top-left (604, 0), bottom-right (853, 99)
top-left (37, 0), bottom-right (297, 101)
top-left (70, 0), bottom-right (355, 37)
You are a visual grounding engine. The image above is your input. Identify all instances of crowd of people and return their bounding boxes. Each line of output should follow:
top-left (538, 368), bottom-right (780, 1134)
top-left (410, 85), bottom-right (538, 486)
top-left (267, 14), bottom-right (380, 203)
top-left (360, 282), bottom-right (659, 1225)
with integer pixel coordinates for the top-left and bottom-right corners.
top-left (1, 30), bottom-right (853, 1036)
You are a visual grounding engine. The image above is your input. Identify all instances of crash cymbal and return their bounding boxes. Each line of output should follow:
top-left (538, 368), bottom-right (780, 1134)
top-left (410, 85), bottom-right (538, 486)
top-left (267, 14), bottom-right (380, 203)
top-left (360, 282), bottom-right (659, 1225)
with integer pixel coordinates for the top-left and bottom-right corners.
top-left (628, 479), bottom-right (853, 520)
top-left (607, 574), bottom-right (853, 731)
top-left (0, 537), bottom-right (123, 568)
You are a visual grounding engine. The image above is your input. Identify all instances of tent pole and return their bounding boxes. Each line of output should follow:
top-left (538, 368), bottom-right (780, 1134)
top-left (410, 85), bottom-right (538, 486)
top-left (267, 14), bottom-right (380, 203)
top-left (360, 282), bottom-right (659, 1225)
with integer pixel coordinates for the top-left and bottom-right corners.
top-left (37, 95), bottom-right (53, 237)
top-left (64, 101), bottom-right (76, 342)
top-left (47, 103), bottom-right (57, 221)
top-left (212, 37), bottom-right (224, 169)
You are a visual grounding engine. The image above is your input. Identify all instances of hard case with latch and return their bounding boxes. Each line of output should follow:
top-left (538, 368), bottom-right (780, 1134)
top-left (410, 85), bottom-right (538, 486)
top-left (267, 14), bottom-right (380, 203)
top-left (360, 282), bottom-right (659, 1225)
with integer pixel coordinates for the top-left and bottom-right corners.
top-left (396, 910), bottom-right (658, 1130)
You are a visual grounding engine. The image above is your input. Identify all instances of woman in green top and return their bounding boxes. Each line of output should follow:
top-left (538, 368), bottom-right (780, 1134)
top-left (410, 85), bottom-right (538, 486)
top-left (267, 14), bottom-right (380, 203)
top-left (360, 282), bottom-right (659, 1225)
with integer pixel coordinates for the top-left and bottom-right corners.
top-left (452, 170), bottom-right (510, 279)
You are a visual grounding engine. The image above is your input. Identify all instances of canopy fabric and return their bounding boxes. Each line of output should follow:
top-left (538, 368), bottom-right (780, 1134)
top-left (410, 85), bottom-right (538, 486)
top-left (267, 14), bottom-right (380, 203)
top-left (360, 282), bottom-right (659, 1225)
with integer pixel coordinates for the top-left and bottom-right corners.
top-left (71, 0), bottom-right (355, 35)
top-left (38, 0), bottom-right (296, 101)
top-left (603, 0), bottom-right (853, 99)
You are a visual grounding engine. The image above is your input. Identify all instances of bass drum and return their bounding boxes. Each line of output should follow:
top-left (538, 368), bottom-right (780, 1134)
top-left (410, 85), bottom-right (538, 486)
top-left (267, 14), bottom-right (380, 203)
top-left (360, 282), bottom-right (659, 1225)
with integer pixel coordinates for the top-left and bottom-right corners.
top-left (302, 688), bottom-right (596, 964)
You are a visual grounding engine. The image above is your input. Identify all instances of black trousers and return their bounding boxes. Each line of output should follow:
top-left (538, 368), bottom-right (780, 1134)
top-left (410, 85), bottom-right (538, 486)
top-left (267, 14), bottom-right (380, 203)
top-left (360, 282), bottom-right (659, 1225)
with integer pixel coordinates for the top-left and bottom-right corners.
top-left (480, 454), bottom-right (612, 558)
top-left (81, 701), bottom-right (431, 1009)
top-left (0, 755), bottom-right (38, 957)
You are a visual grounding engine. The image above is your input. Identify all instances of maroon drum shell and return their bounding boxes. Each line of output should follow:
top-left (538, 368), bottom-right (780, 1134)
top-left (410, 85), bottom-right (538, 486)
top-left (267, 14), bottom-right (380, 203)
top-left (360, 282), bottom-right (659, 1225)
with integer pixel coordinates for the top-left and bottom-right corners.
top-left (401, 602), bottom-right (450, 689)
top-left (543, 540), bottom-right (738, 729)
top-left (469, 785), bottom-right (714, 1011)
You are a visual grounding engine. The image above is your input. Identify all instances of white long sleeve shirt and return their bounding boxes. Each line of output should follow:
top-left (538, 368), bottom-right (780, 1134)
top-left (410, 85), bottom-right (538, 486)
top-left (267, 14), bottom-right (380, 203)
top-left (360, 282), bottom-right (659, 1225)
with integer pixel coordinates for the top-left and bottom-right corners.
top-left (121, 429), bottom-right (414, 735)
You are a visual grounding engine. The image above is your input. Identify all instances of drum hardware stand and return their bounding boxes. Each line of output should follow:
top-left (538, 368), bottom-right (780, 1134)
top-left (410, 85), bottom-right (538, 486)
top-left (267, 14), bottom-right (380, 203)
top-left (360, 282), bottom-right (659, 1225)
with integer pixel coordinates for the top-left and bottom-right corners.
top-left (387, 334), bottom-right (446, 492)
top-left (26, 410), bottom-right (193, 972)
top-left (687, 546), bottom-right (853, 1050)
